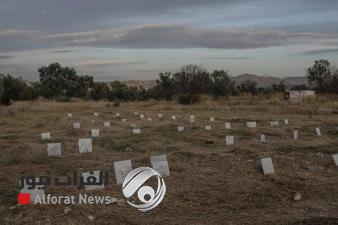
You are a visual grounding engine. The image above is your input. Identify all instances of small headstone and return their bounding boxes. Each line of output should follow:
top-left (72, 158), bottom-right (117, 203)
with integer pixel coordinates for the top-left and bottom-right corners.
top-left (91, 129), bottom-right (99, 137)
top-left (47, 143), bottom-right (61, 157)
top-left (41, 132), bottom-right (51, 140)
top-left (190, 115), bottom-right (195, 120)
top-left (134, 112), bottom-right (139, 115)
top-left (284, 119), bottom-right (289, 125)
top-left (79, 138), bottom-right (92, 153)
top-left (148, 118), bottom-right (152, 121)
top-left (293, 130), bottom-right (298, 140)
top-left (81, 170), bottom-right (105, 191)
top-left (225, 136), bottom-right (234, 145)
top-left (114, 160), bottom-right (132, 185)
top-left (177, 126), bottom-right (184, 132)
top-left (121, 118), bottom-right (127, 122)
top-left (172, 115), bottom-right (176, 120)
top-left (104, 122), bottom-right (110, 127)
top-left (247, 121), bottom-right (257, 128)
top-left (270, 121), bottom-right (279, 126)
top-left (158, 114), bottom-right (162, 118)
top-left (20, 177), bottom-right (45, 203)
top-left (151, 155), bottom-right (170, 177)
top-left (67, 113), bottom-right (72, 118)
top-left (116, 113), bottom-right (120, 117)
top-left (140, 114), bottom-right (144, 119)
top-left (261, 157), bottom-right (275, 175)
top-left (132, 128), bottom-right (141, 134)
top-left (73, 122), bottom-right (80, 129)
top-left (315, 127), bottom-right (321, 136)
top-left (205, 125), bottom-right (212, 131)
top-left (332, 154), bottom-right (338, 166)
top-left (94, 112), bottom-right (99, 117)
top-left (131, 124), bottom-right (136, 127)
top-left (261, 134), bottom-right (267, 143)
top-left (224, 122), bottom-right (231, 129)
top-left (210, 117), bottom-right (215, 122)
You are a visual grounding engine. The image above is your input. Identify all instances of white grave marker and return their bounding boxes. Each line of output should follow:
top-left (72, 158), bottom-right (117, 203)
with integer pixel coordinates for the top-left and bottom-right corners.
top-left (104, 122), bottom-right (110, 127)
top-left (132, 128), bottom-right (141, 134)
top-left (73, 122), bottom-right (80, 129)
top-left (131, 124), bottom-right (136, 127)
top-left (47, 143), bottom-right (61, 157)
top-left (151, 155), bottom-right (170, 177)
top-left (114, 160), bottom-right (132, 185)
top-left (261, 157), bottom-right (275, 175)
top-left (116, 113), bottom-right (120, 117)
top-left (91, 129), bottom-right (99, 137)
top-left (94, 112), bottom-right (99, 117)
top-left (158, 114), bottom-right (163, 118)
top-left (205, 125), bottom-right (212, 131)
top-left (225, 136), bottom-right (234, 145)
top-left (315, 127), bottom-right (321, 136)
top-left (261, 134), bottom-right (267, 143)
top-left (172, 115), bottom-right (176, 120)
top-left (177, 126), bottom-right (185, 132)
top-left (224, 122), bottom-right (231, 129)
top-left (20, 177), bottom-right (45, 203)
top-left (210, 117), bottom-right (215, 122)
top-left (332, 154), bottom-right (338, 166)
top-left (41, 132), bottom-right (51, 140)
top-left (79, 138), bottom-right (92, 153)
top-left (67, 113), bottom-right (72, 118)
top-left (247, 121), bottom-right (257, 128)
top-left (270, 121), bottom-right (279, 126)
top-left (284, 119), bottom-right (289, 125)
top-left (134, 112), bottom-right (139, 115)
top-left (148, 118), bottom-right (152, 121)
top-left (190, 115), bottom-right (195, 120)
top-left (81, 170), bottom-right (105, 191)
top-left (293, 130), bottom-right (298, 140)
top-left (140, 114), bottom-right (144, 119)
top-left (121, 118), bottom-right (127, 122)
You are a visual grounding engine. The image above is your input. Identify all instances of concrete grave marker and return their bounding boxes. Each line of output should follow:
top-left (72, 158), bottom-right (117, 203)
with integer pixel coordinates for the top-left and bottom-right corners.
top-left (104, 122), bottom-right (110, 127)
top-left (205, 125), bottom-right (212, 131)
top-left (225, 136), bottom-right (234, 145)
top-left (293, 130), bottom-right (298, 140)
top-left (190, 115), bottom-right (195, 120)
top-left (247, 121), bottom-right (257, 128)
top-left (261, 134), bottom-right (267, 143)
top-left (270, 121), bottom-right (279, 126)
top-left (73, 122), bottom-right (80, 129)
top-left (210, 117), bottom-right (215, 122)
top-left (91, 129), bottom-right (99, 137)
top-left (172, 115), bottom-right (176, 120)
top-left (41, 132), bottom-right (51, 140)
top-left (158, 114), bottom-right (163, 118)
top-left (316, 127), bottom-right (321, 136)
top-left (140, 114), bottom-right (144, 119)
top-left (94, 112), bottom-right (99, 117)
top-left (121, 118), bottom-right (127, 122)
top-left (47, 143), bottom-right (61, 157)
top-left (284, 119), bottom-right (289, 125)
top-left (20, 177), bottom-right (45, 203)
top-left (132, 128), bottom-right (141, 134)
top-left (67, 113), bottom-right (72, 118)
top-left (177, 126), bottom-right (184, 132)
top-left (261, 157), bottom-right (275, 175)
top-left (116, 113), bottom-right (120, 117)
top-left (151, 155), bottom-right (170, 177)
top-left (114, 160), bottom-right (132, 185)
top-left (148, 118), bottom-right (152, 121)
top-left (333, 154), bottom-right (338, 166)
top-left (134, 112), bottom-right (139, 115)
top-left (131, 124), bottom-right (136, 127)
top-left (224, 122), bottom-right (231, 129)
top-left (81, 170), bottom-right (105, 191)
top-left (79, 138), bottom-right (92, 153)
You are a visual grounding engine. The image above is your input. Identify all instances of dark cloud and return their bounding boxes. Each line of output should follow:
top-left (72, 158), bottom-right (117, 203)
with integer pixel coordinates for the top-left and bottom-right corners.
top-left (198, 56), bottom-right (253, 60)
top-left (299, 48), bottom-right (338, 55)
top-left (0, 55), bottom-right (14, 59)
top-left (72, 60), bottom-right (147, 68)
top-left (50, 49), bottom-right (76, 54)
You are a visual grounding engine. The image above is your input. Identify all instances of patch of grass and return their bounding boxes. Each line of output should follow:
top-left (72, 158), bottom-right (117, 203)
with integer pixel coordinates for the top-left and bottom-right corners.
top-left (0, 146), bottom-right (25, 166)
top-left (232, 129), bottom-right (254, 139)
top-left (29, 154), bottom-right (51, 165)
top-left (0, 186), bottom-right (18, 206)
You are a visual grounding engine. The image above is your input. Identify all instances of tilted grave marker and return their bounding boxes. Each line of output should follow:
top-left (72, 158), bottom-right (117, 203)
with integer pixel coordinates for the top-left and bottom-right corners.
top-left (315, 127), bottom-right (321, 136)
top-left (41, 132), bottom-right (51, 140)
top-left (114, 160), bottom-right (132, 185)
top-left (79, 138), bottom-right (92, 153)
top-left (261, 157), bottom-right (275, 175)
top-left (261, 134), bottom-right (267, 143)
top-left (47, 143), bottom-right (61, 157)
top-left (151, 155), bottom-right (170, 177)
top-left (293, 130), bottom-right (298, 140)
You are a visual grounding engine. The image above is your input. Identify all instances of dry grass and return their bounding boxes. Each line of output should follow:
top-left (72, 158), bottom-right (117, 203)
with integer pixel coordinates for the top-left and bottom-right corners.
top-left (0, 95), bottom-right (338, 225)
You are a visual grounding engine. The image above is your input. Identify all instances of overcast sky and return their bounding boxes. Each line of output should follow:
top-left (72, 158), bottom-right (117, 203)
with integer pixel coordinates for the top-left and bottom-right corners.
top-left (1, 0), bottom-right (338, 81)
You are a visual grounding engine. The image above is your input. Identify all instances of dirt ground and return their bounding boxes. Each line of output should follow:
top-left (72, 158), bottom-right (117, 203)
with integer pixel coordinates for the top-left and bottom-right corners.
top-left (1, 95), bottom-right (338, 225)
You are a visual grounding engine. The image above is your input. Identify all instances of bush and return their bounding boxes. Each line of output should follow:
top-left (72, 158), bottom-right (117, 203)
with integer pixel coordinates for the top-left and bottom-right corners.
top-left (178, 94), bottom-right (200, 105)
top-left (113, 99), bottom-right (120, 107)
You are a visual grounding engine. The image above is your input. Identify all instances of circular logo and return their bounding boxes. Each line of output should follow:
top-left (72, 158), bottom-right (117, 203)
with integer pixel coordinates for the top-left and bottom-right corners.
top-left (122, 167), bottom-right (166, 212)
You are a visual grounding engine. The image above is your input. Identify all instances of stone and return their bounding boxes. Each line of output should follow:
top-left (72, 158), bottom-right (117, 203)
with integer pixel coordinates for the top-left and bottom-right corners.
top-left (140, 114), bottom-right (144, 119)
top-left (81, 170), bottom-right (105, 191)
top-left (131, 124), bottom-right (136, 127)
top-left (261, 157), bottom-right (275, 175)
top-left (210, 117), bottom-right (215, 122)
top-left (293, 130), bottom-right (298, 140)
top-left (284, 119), bottom-right (289, 125)
top-left (333, 154), bottom-right (338, 166)
top-left (151, 155), bottom-right (170, 177)
top-left (134, 112), bottom-right (139, 115)
top-left (91, 129), bottom-right (99, 137)
top-left (247, 121), bottom-right (257, 128)
top-left (172, 115), bottom-right (176, 120)
top-left (67, 113), bottom-right (72, 118)
top-left (148, 118), bottom-right (152, 121)
top-left (88, 215), bottom-right (95, 221)
top-left (225, 136), bottom-right (234, 145)
top-left (73, 122), bottom-right (80, 129)
top-left (294, 192), bottom-right (302, 201)
top-left (205, 125), bottom-right (212, 131)
top-left (270, 121), bottom-right (279, 126)
top-left (19, 177), bottom-right (45, 203)
top-left (224, 122), bottom-right (231, 129)
top-left (177, 126), bottom-right (184, 132)
top-left (41, 132), bottom-right (51, 140)
top-left (94, 112), bottom-right (99, 117)
top-left (190, 115), bottom-right (195, 119)
top-left (104, 122), bottom-right (110, 127)
top-left (315, 127), bottom-right (321, 136)
top-left (121, 118), bottom-right (127, 122)
top-left (132, 128), bottom-right (141, 134)
top-left (114, 160), bottom-right (132, 185)
top-left (79, 138), bottom-right (92, 153)
top-left (116, 113), bottom-right (120, 117)
top-left (261, 134), bottom-right (267, 143)
top-left (158, 114), bottom-right (162, 118)
top-left (47, 143), bottom-right (61, 157)
top-left (64, 207), bottom-right (72, 214)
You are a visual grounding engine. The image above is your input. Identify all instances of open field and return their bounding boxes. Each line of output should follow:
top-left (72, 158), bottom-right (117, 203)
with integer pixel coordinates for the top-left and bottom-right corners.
top-left (1, 95), bottom-right (338, 225)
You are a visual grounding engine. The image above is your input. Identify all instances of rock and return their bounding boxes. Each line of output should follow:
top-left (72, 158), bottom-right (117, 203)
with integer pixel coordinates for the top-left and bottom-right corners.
top-left (88, 215), bottom-right (95, 221)
top-left (64, 207), bottom-right (72, 214)
top-left (294, 192), bottom-right (302, 201)
top-left (110, 197), bottom-right (118, 204)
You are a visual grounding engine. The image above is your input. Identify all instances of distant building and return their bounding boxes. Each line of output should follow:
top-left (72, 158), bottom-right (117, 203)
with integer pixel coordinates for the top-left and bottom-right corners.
top-left (284, 90), bottom-right (315, 100)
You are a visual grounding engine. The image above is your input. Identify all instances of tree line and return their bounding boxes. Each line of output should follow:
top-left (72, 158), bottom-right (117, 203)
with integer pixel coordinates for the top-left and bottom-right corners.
top-left (1, 60), bottom-right (337, 105)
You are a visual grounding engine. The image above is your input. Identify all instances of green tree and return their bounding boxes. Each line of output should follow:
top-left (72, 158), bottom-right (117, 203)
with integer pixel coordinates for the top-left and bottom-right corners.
top-left (307, 59), bottom-right (332, 93)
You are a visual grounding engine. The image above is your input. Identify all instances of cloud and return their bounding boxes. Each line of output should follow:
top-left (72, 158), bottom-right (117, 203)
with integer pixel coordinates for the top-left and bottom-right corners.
top-left (72, 60), bottom-right (147, 68)
top-left (50, 49), bottom-right (76, 54)
top-left (298, 48), bottom-right (338, 55)
top-left (0, 55), bottom-right (14, 59)
top-left (198, 56), bottom-right (253, 60)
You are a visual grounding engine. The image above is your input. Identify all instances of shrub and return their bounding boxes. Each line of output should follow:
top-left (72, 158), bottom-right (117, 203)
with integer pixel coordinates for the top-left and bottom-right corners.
top-left (178, 94), bottom-right (200, 105)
